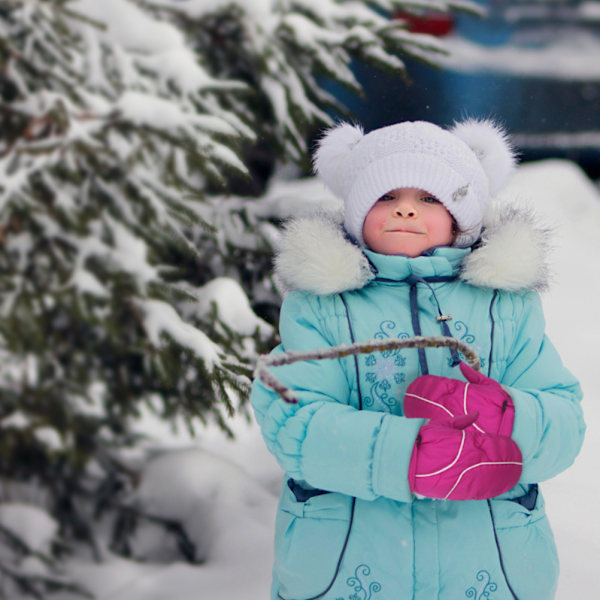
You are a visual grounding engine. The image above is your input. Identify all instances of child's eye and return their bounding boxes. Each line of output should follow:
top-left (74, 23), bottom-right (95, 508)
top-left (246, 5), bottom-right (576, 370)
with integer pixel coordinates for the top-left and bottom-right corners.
top-left (421, 196), bottom-right (440, 204)
top-left (378, 193), bottom-right (395, 202)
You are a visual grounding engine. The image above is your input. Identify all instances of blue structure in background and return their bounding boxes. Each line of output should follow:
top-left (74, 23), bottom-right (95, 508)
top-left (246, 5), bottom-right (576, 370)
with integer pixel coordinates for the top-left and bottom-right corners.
top-left (326, 1), bottom-right (600, 175)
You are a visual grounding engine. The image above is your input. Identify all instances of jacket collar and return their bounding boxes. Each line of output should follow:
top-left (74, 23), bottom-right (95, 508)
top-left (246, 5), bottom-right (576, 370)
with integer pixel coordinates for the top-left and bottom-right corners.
top-left (274, 204), bottom-right (550, 295)
top-left (364, 247), bottom-right (469, 282)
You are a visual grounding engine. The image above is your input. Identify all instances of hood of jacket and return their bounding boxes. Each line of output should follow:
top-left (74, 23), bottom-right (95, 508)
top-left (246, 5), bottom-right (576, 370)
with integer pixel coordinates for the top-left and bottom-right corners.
top-left (274, 204), bottom-right (551, 295)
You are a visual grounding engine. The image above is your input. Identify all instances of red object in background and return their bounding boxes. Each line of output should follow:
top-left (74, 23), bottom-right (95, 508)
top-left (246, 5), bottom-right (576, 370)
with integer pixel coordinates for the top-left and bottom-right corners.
top-left (394, 12), bottom-right (454, 36)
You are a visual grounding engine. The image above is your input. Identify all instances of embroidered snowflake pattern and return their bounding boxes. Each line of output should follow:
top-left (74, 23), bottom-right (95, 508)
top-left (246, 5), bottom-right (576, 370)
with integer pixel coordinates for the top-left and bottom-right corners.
top-left (367, 354), bottom-right (405, 383)
top-left (465, 569), bottom-right (498, 599)
top-left (363, 320), bottom-right (408, 411)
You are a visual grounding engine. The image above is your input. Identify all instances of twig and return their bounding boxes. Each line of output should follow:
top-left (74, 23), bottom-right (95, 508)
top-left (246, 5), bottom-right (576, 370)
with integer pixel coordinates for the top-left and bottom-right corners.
top-left (255, 335), bottom-right (480, 404)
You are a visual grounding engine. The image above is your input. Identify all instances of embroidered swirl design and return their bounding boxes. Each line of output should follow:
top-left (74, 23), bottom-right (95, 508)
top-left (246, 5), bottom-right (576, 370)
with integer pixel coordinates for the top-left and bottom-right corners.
top-left (447, 320), bottom-right (485, 369)
top-left (465, 569), bottom-right (498, 599)
top-left (363, 321), bottom-right (408, 410)
top-left (373, 321), bottom-right (403, 356)
top-left (454, 320), bottom-right (476, 344)
top-left (342, 564), bottom-right (382, 600)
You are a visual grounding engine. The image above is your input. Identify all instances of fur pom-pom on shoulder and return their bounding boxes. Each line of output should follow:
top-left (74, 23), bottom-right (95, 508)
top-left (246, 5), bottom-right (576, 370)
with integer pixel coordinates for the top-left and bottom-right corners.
top-left (451, 119), bottom-right (517, 196)
top-left (460, 205), bottom-right (551, 292)
top-left (274, 213), bottom-right (374, 295)
top-left (313, 122), bottom-right (364, 198)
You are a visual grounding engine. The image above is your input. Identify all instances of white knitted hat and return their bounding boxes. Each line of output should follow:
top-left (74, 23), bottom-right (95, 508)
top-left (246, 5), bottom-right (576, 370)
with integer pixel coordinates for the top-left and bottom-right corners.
top-left (313, 119), bottom-right (517, 247)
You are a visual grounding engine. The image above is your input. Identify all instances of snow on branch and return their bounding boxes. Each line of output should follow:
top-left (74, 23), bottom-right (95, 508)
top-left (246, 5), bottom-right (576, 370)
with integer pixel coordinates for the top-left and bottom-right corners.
top-left (182, 277), bottom-right (273, 339)
top-left (139, 299), bottom-right (221, 368)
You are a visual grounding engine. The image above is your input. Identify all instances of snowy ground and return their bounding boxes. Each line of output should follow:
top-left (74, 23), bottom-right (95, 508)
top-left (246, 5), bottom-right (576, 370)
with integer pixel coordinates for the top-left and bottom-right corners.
top-left (63, 160), bottom-right (600, 599)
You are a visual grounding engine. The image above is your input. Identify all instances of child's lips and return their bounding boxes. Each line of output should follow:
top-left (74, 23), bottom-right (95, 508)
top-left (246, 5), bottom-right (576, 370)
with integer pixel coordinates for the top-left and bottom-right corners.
top-left (386, 228), bottom-right (424, 234)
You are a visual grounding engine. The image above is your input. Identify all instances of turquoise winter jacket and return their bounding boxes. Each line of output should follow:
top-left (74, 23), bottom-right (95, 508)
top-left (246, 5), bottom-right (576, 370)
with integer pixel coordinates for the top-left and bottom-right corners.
top-left (250, 210), bottom-right (585, 600)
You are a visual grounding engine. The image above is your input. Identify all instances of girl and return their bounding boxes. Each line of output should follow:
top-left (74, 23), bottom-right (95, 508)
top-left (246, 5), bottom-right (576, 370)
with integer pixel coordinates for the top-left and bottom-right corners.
top-left (250, 119), bottom-right (585, 600)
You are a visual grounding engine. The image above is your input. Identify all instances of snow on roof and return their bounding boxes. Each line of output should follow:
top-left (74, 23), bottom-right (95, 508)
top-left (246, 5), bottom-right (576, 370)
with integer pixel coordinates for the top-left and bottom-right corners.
top-left (440, 31), bottom-right (600, 80)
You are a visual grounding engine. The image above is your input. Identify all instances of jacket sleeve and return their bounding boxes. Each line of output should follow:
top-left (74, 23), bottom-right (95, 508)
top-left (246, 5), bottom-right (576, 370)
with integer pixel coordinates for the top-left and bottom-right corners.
top-left (250, 290), bottom-right (423, 502)
top-left (499, 291), bottom-right (585, 483)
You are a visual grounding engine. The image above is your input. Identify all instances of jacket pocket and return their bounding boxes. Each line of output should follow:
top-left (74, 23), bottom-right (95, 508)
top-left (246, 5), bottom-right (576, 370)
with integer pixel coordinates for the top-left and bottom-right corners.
top-left (275, 479), bottom-right (353, 600)
top-left (489, 487), bottom-right (559, 600)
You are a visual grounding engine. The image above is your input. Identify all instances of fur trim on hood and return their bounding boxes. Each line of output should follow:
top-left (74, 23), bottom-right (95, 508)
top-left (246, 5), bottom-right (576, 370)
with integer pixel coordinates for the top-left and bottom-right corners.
top-left (275, 205), bottom-right (551, 295)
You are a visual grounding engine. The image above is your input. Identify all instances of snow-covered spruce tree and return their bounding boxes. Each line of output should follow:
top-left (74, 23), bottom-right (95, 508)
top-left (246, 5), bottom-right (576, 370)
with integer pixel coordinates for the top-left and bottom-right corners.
top-left (0, 0), bottom-right (261, 586)
top-left (0, 0), bottom-right (479, 577)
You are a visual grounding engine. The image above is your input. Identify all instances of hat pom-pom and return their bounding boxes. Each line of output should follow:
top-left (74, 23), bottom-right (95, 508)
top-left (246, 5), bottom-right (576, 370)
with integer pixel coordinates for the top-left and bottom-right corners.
top-left (313, 122), bottom-right (364, 198)
top-left (451, 119), bottom-right (517, 196)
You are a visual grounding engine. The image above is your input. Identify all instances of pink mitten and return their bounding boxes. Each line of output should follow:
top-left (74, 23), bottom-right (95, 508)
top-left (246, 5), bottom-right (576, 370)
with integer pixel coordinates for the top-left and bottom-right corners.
top-left (404, 362), bottom-right (515, 437)
top-left (408, 421), bottom-right (522, 501)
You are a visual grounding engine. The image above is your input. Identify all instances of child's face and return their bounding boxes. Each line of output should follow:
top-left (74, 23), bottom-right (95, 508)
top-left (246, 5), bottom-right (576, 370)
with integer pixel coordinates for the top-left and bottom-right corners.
top-left (362, 187), bottom-right (454, 256)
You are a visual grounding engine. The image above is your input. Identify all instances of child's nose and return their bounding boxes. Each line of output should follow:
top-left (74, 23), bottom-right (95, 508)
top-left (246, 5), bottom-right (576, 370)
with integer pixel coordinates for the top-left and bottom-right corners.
top-left (394, 198), bottom-right (418, 218)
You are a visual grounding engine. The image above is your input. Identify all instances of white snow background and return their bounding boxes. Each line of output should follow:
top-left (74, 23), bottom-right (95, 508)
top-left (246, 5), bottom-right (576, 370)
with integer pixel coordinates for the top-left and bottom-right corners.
top-left (55, 159), bottom-right (599, 599)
